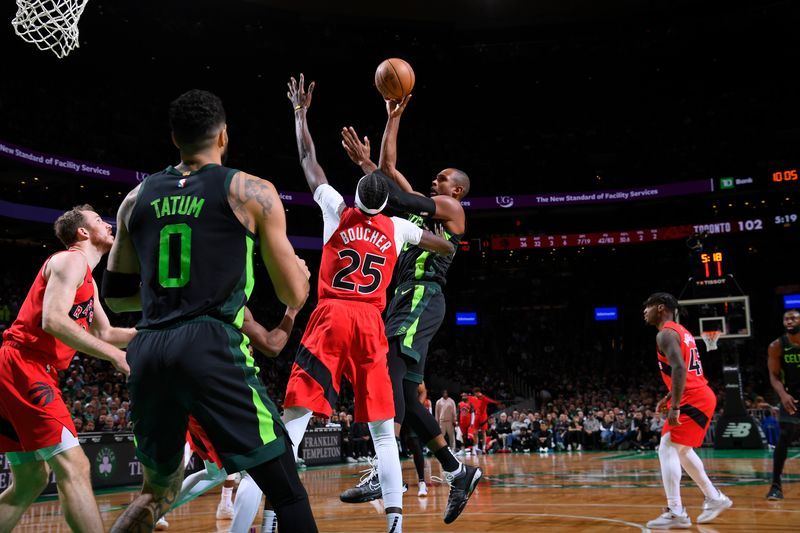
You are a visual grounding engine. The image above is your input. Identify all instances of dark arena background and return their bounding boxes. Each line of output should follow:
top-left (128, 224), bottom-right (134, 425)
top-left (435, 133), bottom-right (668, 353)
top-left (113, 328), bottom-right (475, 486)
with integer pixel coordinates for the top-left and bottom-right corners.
top-left (0, 1), bottom-right (798, 531)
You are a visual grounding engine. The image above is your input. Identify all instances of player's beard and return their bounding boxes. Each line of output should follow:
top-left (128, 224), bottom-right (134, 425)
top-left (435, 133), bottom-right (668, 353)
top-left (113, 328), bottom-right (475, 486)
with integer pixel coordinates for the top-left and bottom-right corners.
top-left (787, 325), bottom-right (800, 335)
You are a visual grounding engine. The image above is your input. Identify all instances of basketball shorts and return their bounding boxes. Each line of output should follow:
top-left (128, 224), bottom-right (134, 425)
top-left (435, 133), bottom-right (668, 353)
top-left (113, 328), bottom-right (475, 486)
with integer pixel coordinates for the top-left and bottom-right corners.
top-left (662, 385), bottom-right (716, 448)
top-left (284, 299), bottom-right (394, 423)
top-left (384, 281), bottom-right (445, 384)
top-left (127, 317), bottom-right (286, 476)
top-left (0, 344), bottom-right (78, 455)
top-left (187, 415), bottom-right (223, 468)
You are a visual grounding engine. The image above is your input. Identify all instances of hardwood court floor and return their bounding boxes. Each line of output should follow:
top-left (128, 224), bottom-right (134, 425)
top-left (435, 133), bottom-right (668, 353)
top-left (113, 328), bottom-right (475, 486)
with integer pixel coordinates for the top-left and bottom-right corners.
top-left (13, 448), bottom-right (799, 532)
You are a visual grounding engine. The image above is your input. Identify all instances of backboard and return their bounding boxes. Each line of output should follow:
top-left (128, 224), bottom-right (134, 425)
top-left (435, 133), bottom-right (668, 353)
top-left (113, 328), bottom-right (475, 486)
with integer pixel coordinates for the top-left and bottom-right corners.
top-left (676, 295), bottom-right (751, 340)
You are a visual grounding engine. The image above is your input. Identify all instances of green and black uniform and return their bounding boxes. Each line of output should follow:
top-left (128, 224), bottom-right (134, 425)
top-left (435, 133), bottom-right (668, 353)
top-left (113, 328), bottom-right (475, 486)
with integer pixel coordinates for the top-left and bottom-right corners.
top-left (384, 213), bottom-right (462, 383)
top-left (778, 335), bottom-right (800, 424)
top-left (126, 164), bottom-right (285, 475)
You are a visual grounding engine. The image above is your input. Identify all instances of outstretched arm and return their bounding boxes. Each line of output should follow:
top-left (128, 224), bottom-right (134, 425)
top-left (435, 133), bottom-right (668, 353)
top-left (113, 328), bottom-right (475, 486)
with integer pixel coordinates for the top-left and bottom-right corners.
top-left (105, 185), bottom-right (142, 313)
top-left (288, 74), bottom-right (328, 193)
top-left (378, 96), bottom-right (420, 195)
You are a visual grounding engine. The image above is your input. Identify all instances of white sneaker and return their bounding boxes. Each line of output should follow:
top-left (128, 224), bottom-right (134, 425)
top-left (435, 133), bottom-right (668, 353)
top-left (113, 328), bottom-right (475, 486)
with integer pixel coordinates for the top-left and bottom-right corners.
top-left (567, 444), bottom-right (572, 451)
top-left (455, 449), bottom-right (466, 456)
top-left (418, 481), bottom-right (428, 497)
top-left (216, 501), bottom-right (234, 520)
top-left (155, 516), bottom-right (169, 530)
top-left (577, 444), bottom-right (582, 451)
top-left (697, 493), bottom-right (733, 523)
top-left (646, 508), bottom-right (691, 529)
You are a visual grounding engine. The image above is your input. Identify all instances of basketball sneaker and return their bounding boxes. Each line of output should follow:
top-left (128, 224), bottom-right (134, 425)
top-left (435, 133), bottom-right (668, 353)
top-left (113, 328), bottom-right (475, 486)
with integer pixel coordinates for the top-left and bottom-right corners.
top-left (646, 508), bottom-right (691, 529)
top-left (767, 484), bottom-right (784, 500)
top-left (340, 457), bottom-right (410, 503)
top-left (441, 465), bottom-right (482, 524)
top-left (418, 481), bottom-right (428, 497)
top-left (216, 501), bottom-right (234, 519)
top-left (697, 492), bottom-right (732, 523)
top-left (155, 516), bottom-right (169, 530)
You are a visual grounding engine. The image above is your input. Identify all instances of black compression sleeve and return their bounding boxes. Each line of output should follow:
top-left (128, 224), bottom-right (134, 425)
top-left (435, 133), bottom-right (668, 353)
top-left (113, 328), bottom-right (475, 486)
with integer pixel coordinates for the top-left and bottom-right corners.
top-left (383, 175), bottom-right (436, 217)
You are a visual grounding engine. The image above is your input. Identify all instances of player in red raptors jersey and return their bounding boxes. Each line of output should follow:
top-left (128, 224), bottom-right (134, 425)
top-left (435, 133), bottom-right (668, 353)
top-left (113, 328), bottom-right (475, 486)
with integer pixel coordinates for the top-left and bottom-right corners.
top-left (0, 205), bottom-right (134, 532)
top-left (281, 74), bottom-right (454, 533)
top-left (468, 388), bottom-right (500, 454)
top-left (457, 392), bottom-right (475, 453)
top-left (643, 292), bottom-right (732, 529)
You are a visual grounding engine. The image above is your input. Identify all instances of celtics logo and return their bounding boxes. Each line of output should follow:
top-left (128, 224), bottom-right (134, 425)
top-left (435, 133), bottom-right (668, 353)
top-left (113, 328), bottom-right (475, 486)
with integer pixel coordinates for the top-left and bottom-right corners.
top-left (95, 447), bottom-right (116, 479)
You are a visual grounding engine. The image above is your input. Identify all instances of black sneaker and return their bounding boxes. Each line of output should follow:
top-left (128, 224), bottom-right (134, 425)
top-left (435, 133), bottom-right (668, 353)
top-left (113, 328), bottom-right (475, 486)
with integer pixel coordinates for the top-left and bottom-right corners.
top-left (339, 457), bottom-right (409, 503)
top-left (441, 465), bottom-right (482, 524)
top-left (766, 485), bottom-right (784, 500)
top-left (340, 457), bottom-right (382, 503)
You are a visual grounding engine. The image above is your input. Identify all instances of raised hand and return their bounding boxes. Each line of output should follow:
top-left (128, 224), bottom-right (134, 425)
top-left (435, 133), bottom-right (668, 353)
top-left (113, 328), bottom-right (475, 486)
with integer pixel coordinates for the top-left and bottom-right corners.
top-left (385, 94), bottom-right (412, 118)
top-left (340, 126), bottom-right (371, 166)
top-left (287, 73), bottom-right (315, 112)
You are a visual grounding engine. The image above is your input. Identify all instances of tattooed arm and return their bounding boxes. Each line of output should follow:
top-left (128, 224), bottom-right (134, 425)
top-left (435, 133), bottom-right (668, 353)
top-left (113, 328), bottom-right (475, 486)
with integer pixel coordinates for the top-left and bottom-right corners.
top-left (228, 171), bottom-right (310, 310)
top-left (288, 73), bottom-right (331, 195)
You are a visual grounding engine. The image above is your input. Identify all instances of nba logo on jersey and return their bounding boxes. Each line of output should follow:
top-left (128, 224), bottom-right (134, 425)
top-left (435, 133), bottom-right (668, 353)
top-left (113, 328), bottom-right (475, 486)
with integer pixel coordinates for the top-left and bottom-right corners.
top-left (177, 178), bottom-right (187, 188)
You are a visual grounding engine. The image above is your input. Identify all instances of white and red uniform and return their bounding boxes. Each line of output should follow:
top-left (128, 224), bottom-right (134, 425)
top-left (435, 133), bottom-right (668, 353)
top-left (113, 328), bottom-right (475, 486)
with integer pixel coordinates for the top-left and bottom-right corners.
top-left (469, 394), bottom-right (499, 432)
top-left (0, 251), bottom-right (94, 452)
top-left (458, 400), bottom-right (474, 445)
top-left (658, 321), bottom-right (716, 447)
top-left (284, 184), bottom-right (423, 422)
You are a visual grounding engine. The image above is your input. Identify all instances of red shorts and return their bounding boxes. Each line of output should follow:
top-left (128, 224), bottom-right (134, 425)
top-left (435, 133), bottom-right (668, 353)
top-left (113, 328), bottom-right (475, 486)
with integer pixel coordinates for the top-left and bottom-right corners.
top-left (186, 415), bottom-right (223, 468)
top-left (284, 300), bottom-right (394, 423)
top-left (662, 385), bottom-right (716, 448)
top-left (0, 344), bottom-right (77, 453)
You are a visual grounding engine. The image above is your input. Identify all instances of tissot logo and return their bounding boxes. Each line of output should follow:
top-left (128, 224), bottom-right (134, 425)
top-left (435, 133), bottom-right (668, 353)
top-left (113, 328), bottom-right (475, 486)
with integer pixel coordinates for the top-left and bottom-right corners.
top-left (28, 382), bottom-right (55, 406)
top-left (721, 422), bottom-right (751, 438)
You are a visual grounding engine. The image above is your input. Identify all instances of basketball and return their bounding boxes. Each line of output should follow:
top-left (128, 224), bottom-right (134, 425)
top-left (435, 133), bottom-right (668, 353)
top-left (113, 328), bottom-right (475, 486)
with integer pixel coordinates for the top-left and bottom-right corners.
top-left (374, 58), bottom-right (415, 101)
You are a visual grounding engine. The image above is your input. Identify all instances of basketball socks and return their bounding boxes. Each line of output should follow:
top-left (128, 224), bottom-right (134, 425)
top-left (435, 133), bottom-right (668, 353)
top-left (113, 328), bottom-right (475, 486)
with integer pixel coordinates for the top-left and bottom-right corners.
top-left (368, 418), bottom-right (404, 523)
top-left (434, 446), bottom-right (461, 474)
top-left (386, 511), bottom-right (403, 533)
top-left (657, 433), bottom-right (684, 514)
top-left (261, 509), bottom-right (278, 533)
top-left (678, 447), bottom-right (719, 499)
top-left (282, 406), bottom-right (313, 461)
top-left (231, 472), bottom-right (263, 532)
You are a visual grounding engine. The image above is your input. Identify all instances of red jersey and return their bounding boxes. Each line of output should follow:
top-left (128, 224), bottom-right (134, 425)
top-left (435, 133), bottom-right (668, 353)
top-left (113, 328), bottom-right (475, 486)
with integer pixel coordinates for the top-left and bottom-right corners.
top-left (315, 185), bottom-right (422, 312)
top-left (2, 251), bottom-right (95, 370)
top-left (657, 321), bottom-right (708, 392)
top-left (469, 394), bottom-right (498, 421)
top-left (458, 400), bottom-right (473, 420)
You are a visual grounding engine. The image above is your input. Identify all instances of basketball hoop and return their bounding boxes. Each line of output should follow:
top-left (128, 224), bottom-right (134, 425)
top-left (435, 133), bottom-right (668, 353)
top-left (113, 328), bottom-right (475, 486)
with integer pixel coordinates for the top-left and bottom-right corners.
top-left (11, 0), bottom-right (89, 59)
top-left (701, 330), bottom-right (722, 351)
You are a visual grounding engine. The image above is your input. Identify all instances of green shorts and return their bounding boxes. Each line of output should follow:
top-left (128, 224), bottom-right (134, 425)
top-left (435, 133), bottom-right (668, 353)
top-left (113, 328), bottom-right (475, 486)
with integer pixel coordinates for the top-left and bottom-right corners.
top-left (127, 317), bottom-right (286, 475)
top-left (384, 282), bottom-right (445, 384)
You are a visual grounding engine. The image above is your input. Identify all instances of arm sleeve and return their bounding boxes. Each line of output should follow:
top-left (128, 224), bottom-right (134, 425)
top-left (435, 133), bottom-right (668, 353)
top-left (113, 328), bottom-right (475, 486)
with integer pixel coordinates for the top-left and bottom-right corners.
top-left (314, 184), bottom-right (345, 244)
top-left (384, 177), bottom-right (436, 217)
top-left (391, 217), bottom-right (424, 255)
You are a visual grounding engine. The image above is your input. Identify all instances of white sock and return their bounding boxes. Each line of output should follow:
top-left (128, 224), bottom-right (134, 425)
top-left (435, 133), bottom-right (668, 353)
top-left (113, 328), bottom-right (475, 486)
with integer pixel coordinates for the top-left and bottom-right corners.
top-left (386, 511), bottom-right (403, 533)
top-left (368, 418), bottom-right (404, 512)
top-left (678, 446), bottom-right (720, 500)
top-left (282, 406), bottom-right (313, 461)
top-left (260, 509), bottom-right (278, 533)
top-left (231, 472), bottom-right (263, 533)
top-left (183, 441), bottom-right (194, 468)
top-left (221, 486), bottom-right (233, 506)
top-left (658, 433), bottom-right (684, 514)
top-left (171, 462), bottom-right (228, 510)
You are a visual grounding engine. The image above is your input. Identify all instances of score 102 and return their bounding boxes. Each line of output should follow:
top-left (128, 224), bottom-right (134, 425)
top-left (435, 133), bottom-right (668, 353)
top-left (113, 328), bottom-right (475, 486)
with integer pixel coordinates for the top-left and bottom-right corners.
top-left (773, 169), bottom-right (798, 183)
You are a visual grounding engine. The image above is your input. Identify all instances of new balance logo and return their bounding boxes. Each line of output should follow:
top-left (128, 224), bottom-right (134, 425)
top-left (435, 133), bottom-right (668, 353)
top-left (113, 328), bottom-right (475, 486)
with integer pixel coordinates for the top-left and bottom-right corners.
top-left (721, 422), bottom-right (751, 438)
top-left (28, 382), bottom-right (55, 407)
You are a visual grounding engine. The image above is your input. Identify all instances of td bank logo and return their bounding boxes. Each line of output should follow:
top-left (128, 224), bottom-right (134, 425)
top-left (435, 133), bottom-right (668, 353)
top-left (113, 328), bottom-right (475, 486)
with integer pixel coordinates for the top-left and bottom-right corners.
top-left (719, 177), bottom-right (734, 190)
top-left (721, 422), bottom-right (751, 438)
top-left (95, 447), bottom-right (116, 479)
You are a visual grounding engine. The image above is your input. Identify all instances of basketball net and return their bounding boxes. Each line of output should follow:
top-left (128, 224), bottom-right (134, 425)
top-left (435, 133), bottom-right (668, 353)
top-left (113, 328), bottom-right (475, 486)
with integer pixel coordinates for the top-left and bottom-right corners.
top-left (11, 0), bottom-right (89, 59)
top-left (701, 330), bottom-right (722, 351)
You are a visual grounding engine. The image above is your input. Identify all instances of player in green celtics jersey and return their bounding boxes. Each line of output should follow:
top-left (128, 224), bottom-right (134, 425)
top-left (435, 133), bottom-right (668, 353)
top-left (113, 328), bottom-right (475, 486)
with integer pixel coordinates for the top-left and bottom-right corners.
top-left (339, 95), bottom-right (480, 525)
top-left (766, 308), bottom-right (800, 500)
top-left (103, 89), bottom-right (317, 532)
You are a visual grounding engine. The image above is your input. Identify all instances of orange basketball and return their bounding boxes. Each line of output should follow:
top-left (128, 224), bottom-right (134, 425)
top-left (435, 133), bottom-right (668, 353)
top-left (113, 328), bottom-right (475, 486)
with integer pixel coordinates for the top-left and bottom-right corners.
top-left (374, 58), bottom-right (415, 101)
